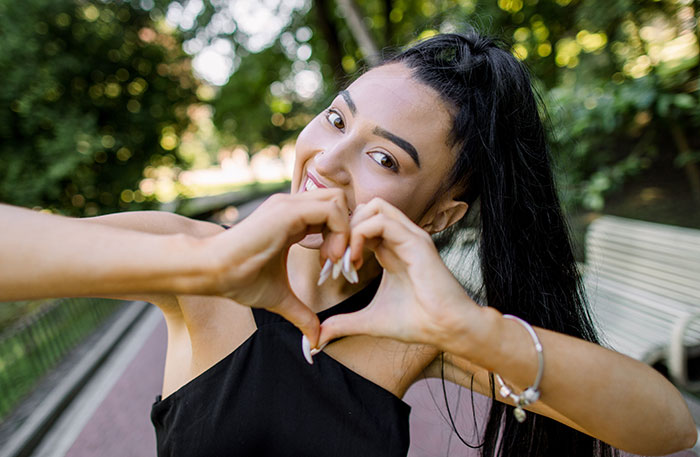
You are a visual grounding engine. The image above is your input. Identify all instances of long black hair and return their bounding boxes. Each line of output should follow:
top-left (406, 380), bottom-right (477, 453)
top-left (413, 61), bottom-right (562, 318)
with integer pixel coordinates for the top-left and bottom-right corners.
top-left (381, 31), bottom-right (618, 457)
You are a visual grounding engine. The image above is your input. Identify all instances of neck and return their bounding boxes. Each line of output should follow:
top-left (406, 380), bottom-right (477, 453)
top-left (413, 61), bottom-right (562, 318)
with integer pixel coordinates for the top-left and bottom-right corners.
top-left (287, 243), bottom-right (382, 313)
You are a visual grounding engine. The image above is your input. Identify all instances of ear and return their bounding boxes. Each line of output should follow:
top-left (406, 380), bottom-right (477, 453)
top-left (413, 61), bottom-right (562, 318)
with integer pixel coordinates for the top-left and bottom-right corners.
top-left (420, 199), bottom-right (468, 234)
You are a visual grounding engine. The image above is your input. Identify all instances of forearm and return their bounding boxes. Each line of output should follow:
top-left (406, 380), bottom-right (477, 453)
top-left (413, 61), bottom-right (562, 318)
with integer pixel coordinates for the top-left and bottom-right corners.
top-left (435, 304), bottom-right (697, 455)
top-left (81, 210), bottom-right (224, 238)
top-left (0, 204), bottom-right (215, 301)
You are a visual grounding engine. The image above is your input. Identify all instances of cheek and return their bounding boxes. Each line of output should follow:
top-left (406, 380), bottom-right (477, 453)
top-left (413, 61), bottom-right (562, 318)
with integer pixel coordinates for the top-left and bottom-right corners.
top-left (352, 177), bottom-right (425, 223)
top-left (292, 120), bottom-right (322, 191)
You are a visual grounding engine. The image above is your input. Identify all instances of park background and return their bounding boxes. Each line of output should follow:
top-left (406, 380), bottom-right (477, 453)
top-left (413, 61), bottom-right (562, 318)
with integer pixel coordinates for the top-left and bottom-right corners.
top-left (0, 0), bottom-right (699, 455)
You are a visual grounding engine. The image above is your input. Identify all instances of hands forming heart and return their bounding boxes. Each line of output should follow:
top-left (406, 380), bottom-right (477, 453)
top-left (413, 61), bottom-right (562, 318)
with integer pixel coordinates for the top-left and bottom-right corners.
top-left (207, 189), bottom-right (479, 362)
top-left (313, 197), bottom-right (480, 360)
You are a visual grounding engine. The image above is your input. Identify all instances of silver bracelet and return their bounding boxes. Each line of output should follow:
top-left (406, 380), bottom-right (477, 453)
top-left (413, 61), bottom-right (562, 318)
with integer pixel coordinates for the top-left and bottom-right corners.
top-left (494, 314), bottom-right (544, 423)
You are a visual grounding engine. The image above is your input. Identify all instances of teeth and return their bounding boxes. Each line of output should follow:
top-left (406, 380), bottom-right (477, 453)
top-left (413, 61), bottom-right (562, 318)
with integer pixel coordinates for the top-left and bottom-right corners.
top-left (304, 179), bottom-right (318, 191)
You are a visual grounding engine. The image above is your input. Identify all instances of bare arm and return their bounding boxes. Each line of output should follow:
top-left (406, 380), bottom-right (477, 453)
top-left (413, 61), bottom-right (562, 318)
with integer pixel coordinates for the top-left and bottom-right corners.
top-left (420, 352), bottom-right (591, 435)
top-left (318, 197), bottom-right (697, 456)
top-left (76, 210), bottom-right (226, 307)
top-left (80, 210), bottom-right (225, 239)
top-left (1, 191), bottom-right (354, 342)
top-left (0, 204), bottom-right (218, 301)
top-left (437, 307), bottom-right (697, 455)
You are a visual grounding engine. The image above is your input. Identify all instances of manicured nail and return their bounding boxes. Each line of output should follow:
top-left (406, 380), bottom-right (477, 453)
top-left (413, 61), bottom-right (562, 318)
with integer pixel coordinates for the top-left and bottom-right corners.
top-left (341, 267), bottom-right (353, 284)
top-left (348, 264), bottom-right (359, 284)
top-left (341, 248), bottom-right (353, 283)
top-left (310, 342), bottom-right (328, 356)
top-left (342, 246), bottom-right (351, 274)
top-left (332, 258), bottom-right (342, 279)
top-left (317, 259), bottom-right (333, 286)
top-left (301, 335), bottom-right (313, 365)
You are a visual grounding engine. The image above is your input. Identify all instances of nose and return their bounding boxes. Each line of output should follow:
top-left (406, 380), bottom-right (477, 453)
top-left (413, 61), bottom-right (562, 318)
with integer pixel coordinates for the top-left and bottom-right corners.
top-left (314, 138), bottom-right (356, 186)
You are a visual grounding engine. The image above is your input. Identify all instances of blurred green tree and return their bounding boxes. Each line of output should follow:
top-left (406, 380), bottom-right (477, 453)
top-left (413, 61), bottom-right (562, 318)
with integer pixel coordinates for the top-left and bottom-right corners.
top-left (162, 0), bottom-right (698, 210)
top-left (0, 0), bottom-right (199, 216)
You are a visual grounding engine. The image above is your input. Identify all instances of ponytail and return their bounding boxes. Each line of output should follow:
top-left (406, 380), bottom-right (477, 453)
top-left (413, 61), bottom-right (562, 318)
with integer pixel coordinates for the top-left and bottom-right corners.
top-left (384, 31), bottom-right (617, 457)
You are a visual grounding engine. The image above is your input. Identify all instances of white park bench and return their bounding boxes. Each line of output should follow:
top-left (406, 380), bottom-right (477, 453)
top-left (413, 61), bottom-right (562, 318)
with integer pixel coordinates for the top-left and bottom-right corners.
top-left (584, 215), bottom-right (700, 390)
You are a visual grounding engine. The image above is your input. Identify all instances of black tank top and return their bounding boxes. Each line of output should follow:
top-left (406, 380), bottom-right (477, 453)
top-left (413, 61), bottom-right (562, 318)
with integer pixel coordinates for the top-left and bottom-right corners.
top-left (150, 277), bottom-right (411, 456)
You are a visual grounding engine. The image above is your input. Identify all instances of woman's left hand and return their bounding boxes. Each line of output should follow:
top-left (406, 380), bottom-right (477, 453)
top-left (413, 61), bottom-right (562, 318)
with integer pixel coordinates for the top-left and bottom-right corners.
top-left (316, 200), bottom-right (700, 455)
top-left (317, 197), bottom-right (482, 349)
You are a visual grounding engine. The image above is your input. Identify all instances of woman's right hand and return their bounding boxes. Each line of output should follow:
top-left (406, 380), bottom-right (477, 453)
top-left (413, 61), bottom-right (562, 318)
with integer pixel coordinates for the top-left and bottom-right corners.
top-left (202, 189), bottom-right (351, 345)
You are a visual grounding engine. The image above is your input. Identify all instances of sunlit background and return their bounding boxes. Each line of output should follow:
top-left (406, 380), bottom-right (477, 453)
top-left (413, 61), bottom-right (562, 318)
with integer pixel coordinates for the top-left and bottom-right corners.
top-left (2, 0), bottom-right (698, 232)
top-left (1, 2), bottom-right (699, 455)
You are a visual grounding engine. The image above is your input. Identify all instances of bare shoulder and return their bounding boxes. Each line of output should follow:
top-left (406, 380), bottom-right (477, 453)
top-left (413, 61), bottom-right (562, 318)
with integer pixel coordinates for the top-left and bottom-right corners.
top-left (324, 336), bottom-right (439, 398)
top-left (81, 210), bottom-right (225, 238)
top-left (157, 295), bottom-right (256, 397)
top-left (175, 295), bottom-right (257, 369)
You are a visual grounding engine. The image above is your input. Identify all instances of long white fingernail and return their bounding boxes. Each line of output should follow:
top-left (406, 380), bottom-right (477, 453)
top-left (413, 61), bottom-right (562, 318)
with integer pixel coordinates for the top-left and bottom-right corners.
top-left (332, 258), bottom-right (342, 279)
top-left (348, 264), bottom-right (359, 284)
top-left (310, 342), bottom-right (328, 356)
top-left (301, 335), bottom-right (313, 365)
top-left (342, 247), bottom-right (351, 274)
top-left (341, 248), bottom-right (353, 283)
top-left (341, 267), bottom-right (354, 284)
top-left (317, 259), bottom-right (332, 286)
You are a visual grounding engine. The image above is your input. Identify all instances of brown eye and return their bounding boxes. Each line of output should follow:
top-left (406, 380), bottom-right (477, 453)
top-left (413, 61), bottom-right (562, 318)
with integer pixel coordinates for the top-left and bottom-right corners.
top-left (326, 111), bottom-right (345, 130)
top-left (368, 151), bottom-right (398, 171)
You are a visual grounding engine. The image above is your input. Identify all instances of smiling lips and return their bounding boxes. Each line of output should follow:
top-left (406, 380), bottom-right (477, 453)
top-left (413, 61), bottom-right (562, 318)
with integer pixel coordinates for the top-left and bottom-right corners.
top-left (303, 172), bottom-right (326, 192)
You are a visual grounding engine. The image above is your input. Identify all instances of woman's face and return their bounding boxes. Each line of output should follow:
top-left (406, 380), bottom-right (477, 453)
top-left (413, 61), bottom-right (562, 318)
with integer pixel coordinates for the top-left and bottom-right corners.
top-left (293, 63), bottom-right (463, 248)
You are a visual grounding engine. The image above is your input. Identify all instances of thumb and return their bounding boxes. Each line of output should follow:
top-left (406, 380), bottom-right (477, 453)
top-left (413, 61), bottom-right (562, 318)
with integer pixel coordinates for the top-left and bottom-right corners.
top-left (271, 295), bottom-right (321, 347)
top-left (318, 309), bottom-right (374, 347)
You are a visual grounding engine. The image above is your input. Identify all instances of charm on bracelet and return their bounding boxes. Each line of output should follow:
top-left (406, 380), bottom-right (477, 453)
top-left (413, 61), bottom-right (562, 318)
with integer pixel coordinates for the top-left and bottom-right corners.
top-left (494, 314), bottom-right (544, 423)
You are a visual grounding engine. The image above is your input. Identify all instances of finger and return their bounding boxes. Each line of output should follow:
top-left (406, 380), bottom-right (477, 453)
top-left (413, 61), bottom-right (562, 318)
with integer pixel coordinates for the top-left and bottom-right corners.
top-left (323, 229), bottom-right (349, 263)
top-left (270, 294), bottom-right (321, 347)
top-left (318, 309), bottom-right (375, 347)
top-left (295, 187), bottom-right (346, 202)
top-left (287, 199), bottom-right (350, 260)
top-left (275, 190), bottom-right (351, 262)
top-left (318, 229), bottom-right (350, 265)
top-left (349, 213), bottom-right (414, 269)
top-left (350, 197), bottom-right (413, 229)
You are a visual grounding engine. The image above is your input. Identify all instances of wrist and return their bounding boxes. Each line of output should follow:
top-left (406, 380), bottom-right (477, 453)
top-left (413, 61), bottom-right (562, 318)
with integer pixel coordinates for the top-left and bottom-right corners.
top-left (152, 233), bottom-right (220, 295)
top-left (430, 296), bottom-right (503, 364)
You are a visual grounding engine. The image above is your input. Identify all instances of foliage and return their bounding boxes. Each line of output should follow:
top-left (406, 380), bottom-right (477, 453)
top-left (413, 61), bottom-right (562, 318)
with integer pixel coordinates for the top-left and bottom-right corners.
top-left (0, 0), bottom-right (199, 216)
top-left (2, 0), bottom-right (698, 214)
top-left (0, 297), bottom-right (124, 421)
top-left (161, 0), bottom-right (699, 210)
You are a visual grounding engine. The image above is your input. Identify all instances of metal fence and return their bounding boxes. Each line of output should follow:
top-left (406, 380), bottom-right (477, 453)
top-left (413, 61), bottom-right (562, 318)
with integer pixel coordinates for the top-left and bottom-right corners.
top-left (0, 297), bottom-right (127, 421)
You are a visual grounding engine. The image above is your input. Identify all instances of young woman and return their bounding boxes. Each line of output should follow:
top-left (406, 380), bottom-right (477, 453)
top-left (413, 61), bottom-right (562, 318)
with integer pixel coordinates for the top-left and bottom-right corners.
top-left (1, 32), bottom-right (695, 456)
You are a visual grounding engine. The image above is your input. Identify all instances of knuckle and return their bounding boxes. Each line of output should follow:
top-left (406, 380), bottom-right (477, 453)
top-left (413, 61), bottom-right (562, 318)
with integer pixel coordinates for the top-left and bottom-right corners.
top-left (266, 193), bottom-right (286, 206)
top-left (329, 187), bottom-right (344, 198)
top-left (324, 200), bottom-right (341, 217)
top-left (301, 313), bottom-right (318, 330)
top-left (331, 190), bottom-right (348, 207)
top-left (374, 212), bottom-right (389, 224)
top-left (370, 196), bottom-right (387, 208)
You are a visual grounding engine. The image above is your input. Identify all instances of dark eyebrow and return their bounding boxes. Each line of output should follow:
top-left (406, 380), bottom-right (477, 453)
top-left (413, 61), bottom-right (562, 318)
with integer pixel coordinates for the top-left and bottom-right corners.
top-left (372, 126), bottom-right (421, 168)
top-left (339, 89), bottom-right (421, 168)
top-left (339, 90), bottom-right (356, 115)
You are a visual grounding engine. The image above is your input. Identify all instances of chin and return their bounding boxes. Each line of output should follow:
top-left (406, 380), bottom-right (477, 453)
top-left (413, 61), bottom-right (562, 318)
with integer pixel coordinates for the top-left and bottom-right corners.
top-left (297, 233), bottom-right (324, 250)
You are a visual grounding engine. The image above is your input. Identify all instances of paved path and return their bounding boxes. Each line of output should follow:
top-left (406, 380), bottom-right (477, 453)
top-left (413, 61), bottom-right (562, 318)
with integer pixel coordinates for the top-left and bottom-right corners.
top-left (32, 307), bottom-right (697, 457)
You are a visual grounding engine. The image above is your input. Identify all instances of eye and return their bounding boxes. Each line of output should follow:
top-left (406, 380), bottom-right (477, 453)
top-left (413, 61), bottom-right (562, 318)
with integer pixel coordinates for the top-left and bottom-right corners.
top-left (368, 151), bottom-right (398, 171)
top-left (325, 109), bottom-right (345, 131)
